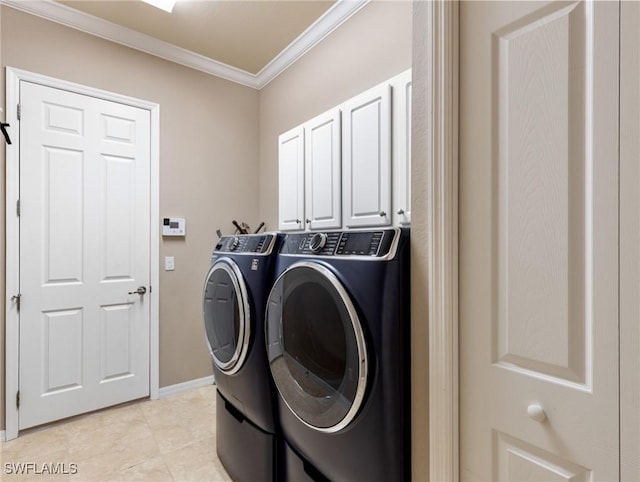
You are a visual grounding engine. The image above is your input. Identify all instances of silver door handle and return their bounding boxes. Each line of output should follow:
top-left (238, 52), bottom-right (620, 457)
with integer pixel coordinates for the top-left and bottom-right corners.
top-left (128, 286), bottom-right (147, 295)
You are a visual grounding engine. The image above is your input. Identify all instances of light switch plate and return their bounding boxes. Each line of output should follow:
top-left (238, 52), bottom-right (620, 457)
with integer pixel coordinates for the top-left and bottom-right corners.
top-left (165, 256), bottom-right (175, 271)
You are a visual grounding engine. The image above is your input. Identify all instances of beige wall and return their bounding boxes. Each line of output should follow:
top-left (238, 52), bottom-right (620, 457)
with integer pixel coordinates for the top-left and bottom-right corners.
top-left (0, 6), bottom-right (260, 428)
top-left (410, 4), bottom-right (430, 481)
top-left (621, 1), bottom-right (640, 479)
top-left (257, 0), bottom-right (413, 229)
top-left (411, 2), bottom-right (431, 480)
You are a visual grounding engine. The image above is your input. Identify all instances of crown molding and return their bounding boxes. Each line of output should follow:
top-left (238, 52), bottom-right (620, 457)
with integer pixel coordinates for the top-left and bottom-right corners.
top-left (0, 0), bottom-right (369, 90)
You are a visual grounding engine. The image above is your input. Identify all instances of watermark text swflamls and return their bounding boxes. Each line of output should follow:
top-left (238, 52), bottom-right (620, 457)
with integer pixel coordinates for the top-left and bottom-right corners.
top-left (4, 462), bottom-right (79, 475)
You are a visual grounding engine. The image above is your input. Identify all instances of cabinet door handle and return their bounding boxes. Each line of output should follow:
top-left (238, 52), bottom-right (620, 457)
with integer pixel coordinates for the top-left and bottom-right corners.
top-left (306, 219), bottom-right (311, 224)
top-left (397, 209), bottom-right (405, 215)
top-left (295, 219), bottom-right (301, 224)
top-left (379, 211), bottom-right (387, 217)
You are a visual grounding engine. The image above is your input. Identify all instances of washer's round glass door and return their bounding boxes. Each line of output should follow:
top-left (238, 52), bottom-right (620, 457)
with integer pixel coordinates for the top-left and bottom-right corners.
top-left (265, 262), bottom-right (368, 433)
top-left (203, 259), bottom-right (250, 375)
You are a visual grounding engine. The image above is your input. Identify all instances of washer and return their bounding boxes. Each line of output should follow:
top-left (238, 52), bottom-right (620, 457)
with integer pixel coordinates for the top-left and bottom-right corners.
top-left (203, 233), bottom-right (281, 482)
top-left (265, 228), bottom-right (411, 481)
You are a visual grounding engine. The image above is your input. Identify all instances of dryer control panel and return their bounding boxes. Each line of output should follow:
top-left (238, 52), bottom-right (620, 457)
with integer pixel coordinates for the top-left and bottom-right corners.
top-left (214, 234), bottom-right (277, 255)
top-left (280, 229), bottom-right (399, 259)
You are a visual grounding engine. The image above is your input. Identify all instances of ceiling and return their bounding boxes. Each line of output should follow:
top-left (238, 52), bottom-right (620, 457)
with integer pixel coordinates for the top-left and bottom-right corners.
top-left (1, 0), bottom-right (366, 88)
top-left (56, 0), bottom-right (335, 75)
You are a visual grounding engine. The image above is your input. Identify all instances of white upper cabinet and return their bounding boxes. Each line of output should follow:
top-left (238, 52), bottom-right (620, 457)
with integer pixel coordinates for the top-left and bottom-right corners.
top-left (278, 126), bottom-right (305, 232)
top-left (342, 83), bottom-right (392, 228)
top-left (391, 69), bottom-right (412, 226)
top-left (277, 70), bottom-right (410, 231)
top-left (304, 108), bottom-right (342, 230)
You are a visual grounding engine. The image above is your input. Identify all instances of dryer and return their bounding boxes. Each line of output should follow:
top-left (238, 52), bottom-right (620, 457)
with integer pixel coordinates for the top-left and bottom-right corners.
top-left (203, 233), bottom-right (281, 482)
top-left (265, 228), bottom-right (411, 482)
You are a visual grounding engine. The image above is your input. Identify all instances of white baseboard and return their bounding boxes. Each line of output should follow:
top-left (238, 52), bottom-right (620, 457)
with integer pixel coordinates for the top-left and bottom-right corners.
top-left (158, 375), bottom-right (215, 399)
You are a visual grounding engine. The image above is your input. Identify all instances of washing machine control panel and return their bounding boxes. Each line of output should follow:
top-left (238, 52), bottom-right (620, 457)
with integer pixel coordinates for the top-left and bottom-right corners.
top-left (336, 231), bottom-right (386, 256)
top-left (281, 229), bottom-right (398, 258)
top-left (214, 234), bottom-right (276, 255)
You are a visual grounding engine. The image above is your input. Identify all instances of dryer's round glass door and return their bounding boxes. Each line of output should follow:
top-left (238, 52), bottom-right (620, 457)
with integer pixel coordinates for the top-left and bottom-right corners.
top-left (203, 260), bottom-right (250, 375)
top-left (265, 262), bottom-right (368, 433)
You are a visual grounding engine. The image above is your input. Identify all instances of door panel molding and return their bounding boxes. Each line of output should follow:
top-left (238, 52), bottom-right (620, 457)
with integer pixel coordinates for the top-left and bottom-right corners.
top-left (494, 431), bottom-right (591, 481)
top-left (494, 0), bottom-right (593, 390)
top-left (4, 67), bottom-right (160, 440)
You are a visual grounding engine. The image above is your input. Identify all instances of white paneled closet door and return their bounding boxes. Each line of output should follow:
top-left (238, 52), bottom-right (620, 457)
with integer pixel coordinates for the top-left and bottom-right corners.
top-left (19, 81), bottom-right (151, 429)
top-left (459, 1), bottom-right (619, 480)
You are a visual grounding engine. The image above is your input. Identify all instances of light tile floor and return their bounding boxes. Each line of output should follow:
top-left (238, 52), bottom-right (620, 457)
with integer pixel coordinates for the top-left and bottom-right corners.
top-left (0, 385), bottom-right (232, 482)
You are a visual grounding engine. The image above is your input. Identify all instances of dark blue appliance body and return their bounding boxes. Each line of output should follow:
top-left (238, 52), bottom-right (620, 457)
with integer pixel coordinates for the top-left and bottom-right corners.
top-left (202, 233), bottom-right (282, 482)
top-left (265, 228), bottom-right (411, 482)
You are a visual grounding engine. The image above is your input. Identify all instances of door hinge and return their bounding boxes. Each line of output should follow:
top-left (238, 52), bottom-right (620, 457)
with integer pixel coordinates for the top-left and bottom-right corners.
top-left (16, 391), bottom-right (20, 409)
top-left (17, 103), bottom-right (21, 121)
top-left (11, 293), bottom-right (21, 312)
top-left (16, 199), bottom-right (20, 217)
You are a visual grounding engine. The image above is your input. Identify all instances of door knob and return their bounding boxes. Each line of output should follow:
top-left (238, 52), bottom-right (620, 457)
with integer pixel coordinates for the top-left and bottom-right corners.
top-left (527, 403), bottom-right (546, 422)
top-left (128, 286), bottom-right (147, 295)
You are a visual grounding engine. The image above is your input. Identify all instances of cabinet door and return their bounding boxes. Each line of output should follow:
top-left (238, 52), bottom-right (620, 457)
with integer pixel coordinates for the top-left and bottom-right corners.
top-left (342, 83), bottom-right (392, 228)
top-left (391, 70), bottom-right (412, 226)
top-left (304, 109), bottom-right (341, 230)
top-left (278, 126), bottom-right (305, 232)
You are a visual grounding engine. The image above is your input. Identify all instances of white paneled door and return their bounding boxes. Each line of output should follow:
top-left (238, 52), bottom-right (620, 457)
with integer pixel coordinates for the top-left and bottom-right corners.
top-left (19, 81), bottom-right (151, 429)
top-left (459, 1), bottom-right (619, 480)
